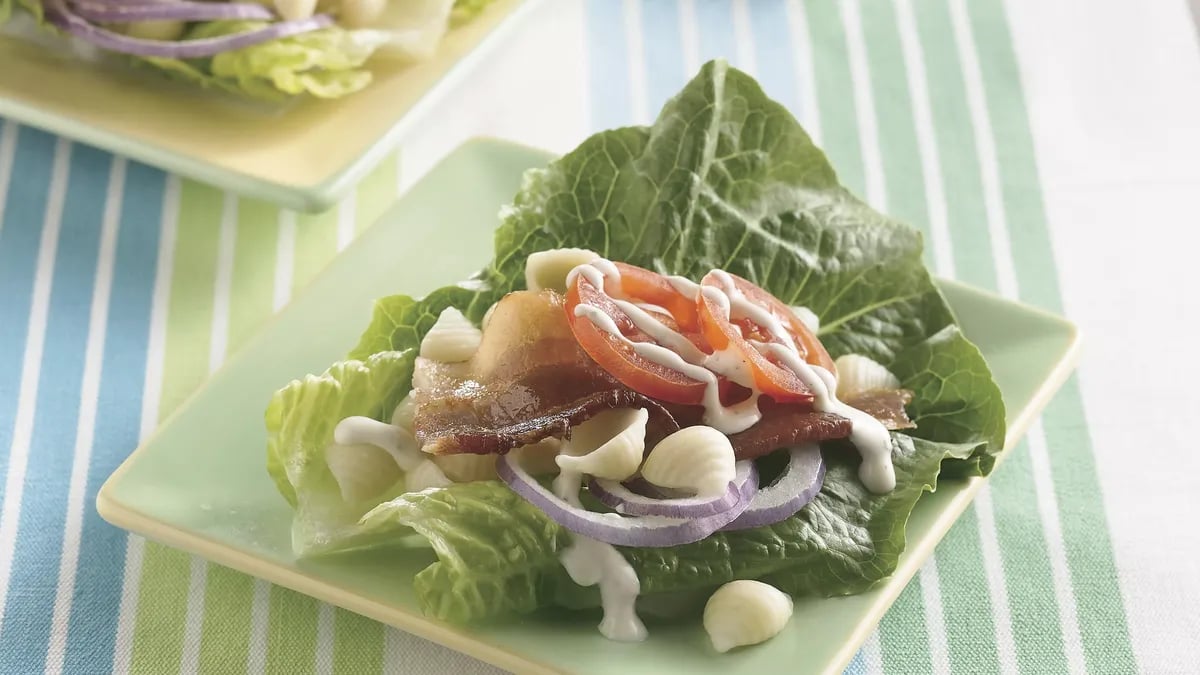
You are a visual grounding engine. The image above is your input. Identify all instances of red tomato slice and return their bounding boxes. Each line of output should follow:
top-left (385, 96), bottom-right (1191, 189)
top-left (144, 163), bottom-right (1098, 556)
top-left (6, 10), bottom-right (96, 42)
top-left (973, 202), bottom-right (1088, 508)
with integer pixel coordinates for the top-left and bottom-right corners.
top-left (565, 266), bottom-right (709, 405)
top-left (611, 262), bottom-right (700, 332)
top-left (697, 271), bottom-right (833, 402)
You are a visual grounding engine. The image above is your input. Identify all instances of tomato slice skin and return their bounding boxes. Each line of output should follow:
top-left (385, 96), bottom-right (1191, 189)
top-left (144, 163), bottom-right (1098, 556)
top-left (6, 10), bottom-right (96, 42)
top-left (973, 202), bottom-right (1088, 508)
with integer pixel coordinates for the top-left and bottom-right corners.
top-left (611, 262), bottom-right (700, 331)
top-left (697, 271), bottom-right (832, 402)
top-left (565, 269), bottom-right (708, 405)
top-left (564, 261), bottom-right (834, 408)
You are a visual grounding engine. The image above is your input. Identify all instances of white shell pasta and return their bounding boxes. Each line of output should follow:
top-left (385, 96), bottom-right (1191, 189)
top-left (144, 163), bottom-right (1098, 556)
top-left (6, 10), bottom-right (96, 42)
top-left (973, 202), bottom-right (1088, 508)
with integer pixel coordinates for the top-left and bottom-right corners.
top-left (431, 453), bottom-right (498, 482)
top-left (431, 438), bottom-right (563, 483)
top-left (517, 438), bottom-right (563, 476)
top-left (274, 0), bottom-right (317, 21)
top-left (834, 354), bottom-right (901, 398)
top-left (703, 580), bottom-right (793, 652)
top-left (338, 0), bottom-right (386, 27)
top-left (420, 307), bottom-right (482, 363)
top-left (325, 443), bottom-right (402, 504)
top-left (641, 425), bottom-right (736, 497)
top-left (555, 408), bottom-right (647, 481)
top-left (390, 393), bottom-right (417, 432)
top-left (405, 459), bottom-right (451, 493)
top-left (124, 20), bottom-right (186, 41)
top-left (525, 248), bottom-right (599, 292)
top-left (790, 305), bottom-right (820, 334)
top-left (333, 415), bottom-right (422, 471)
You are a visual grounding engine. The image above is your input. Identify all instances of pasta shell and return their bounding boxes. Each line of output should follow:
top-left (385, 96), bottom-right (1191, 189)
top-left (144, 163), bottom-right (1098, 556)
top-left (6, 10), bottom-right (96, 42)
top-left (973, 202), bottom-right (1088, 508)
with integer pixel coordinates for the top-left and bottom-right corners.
top-left (834, 354), bottom-right (901, 399)
top-left (390, 393), bottom-right (417, 432)
top-left (555, 408), bottom-right (647, 481)
top-left (405, 459), bottom-right (451, 493)
top-left (419, 307), bottom-right (481, 363)
top-left (524, 248), bottom-right (599, 292)
top-left (641, 425), bottom-right (736, 497)
top-left (338, 0), bottom-right (386, 28)
top-left (325, 442), bottom-right (402, 504)
top-left (432, 453), bottom-right (498, 483)
top-left (703, 580), bottom-right (793, 653)
top-left (517, 437), bottom-right (563, 476)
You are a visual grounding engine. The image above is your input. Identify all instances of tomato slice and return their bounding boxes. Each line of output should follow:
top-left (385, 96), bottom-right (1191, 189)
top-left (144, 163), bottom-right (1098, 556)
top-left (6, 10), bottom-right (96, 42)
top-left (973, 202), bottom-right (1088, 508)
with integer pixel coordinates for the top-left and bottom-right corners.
top-left (697, 271), bottom-right (833, 402)
top-left (611, 262), bottom-right (700, 331)
top-left (565, 266), bottom-right (709, 405)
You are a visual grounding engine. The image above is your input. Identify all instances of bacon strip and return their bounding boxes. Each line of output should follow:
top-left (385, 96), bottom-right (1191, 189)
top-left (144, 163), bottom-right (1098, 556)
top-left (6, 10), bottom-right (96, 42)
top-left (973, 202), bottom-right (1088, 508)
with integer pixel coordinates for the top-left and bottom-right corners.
top-left (413, 291), bottom-right (678, 455)
top-left (412, 289), bottom-right (914, 461)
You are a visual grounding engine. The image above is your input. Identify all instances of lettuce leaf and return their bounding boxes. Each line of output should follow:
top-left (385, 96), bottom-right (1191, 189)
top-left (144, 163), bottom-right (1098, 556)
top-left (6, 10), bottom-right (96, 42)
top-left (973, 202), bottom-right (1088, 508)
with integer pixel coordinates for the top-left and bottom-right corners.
top-left (451, 0), bottom-right (498, 24)
top-left (134, 22), bottom-right (388, 101)
top-left (269, 60), bottom-right (1006, 622)
top-left (265, 351), bottom-right (416, 555)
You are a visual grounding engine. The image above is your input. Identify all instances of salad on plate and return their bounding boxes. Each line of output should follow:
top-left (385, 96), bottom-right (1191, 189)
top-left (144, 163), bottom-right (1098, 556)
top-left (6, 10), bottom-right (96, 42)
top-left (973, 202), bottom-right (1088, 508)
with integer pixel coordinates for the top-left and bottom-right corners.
top-left (0, 0), bottom-right (496, 99)
top-left (266, 60), bottom-right (1006, 652)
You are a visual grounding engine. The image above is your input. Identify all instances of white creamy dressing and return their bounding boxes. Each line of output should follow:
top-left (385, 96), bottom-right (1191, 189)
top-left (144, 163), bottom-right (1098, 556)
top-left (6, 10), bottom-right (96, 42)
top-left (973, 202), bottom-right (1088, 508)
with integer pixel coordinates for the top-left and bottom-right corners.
top-left (572, 260), bottom-right (896, 494)
top-left (332, 416), bottom-right (424, 472)
top-left (759, 344), bottom-right (895, 492)
top-left (551, 466), bottom-right (647, 642)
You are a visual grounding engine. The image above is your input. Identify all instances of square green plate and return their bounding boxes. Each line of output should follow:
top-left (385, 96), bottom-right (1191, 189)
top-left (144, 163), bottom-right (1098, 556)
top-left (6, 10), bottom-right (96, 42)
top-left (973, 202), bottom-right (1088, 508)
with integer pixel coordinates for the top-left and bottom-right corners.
top-left (98, 138), bottom-right (1081, 675)
top-left (0, 0), bottom-right (537, 212)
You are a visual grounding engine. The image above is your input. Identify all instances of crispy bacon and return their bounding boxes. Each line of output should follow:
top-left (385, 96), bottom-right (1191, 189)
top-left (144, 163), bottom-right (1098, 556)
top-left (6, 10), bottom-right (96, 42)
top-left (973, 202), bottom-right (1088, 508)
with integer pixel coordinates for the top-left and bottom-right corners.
top-left (412, 289), bottom-right (915, 460)
top-left (413, 291), bottom-right (678, 455)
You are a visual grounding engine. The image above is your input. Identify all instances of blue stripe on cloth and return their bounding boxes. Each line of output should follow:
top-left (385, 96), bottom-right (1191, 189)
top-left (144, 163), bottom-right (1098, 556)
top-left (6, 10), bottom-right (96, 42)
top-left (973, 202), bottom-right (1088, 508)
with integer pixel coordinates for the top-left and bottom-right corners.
top-left (0, 127), bottom-right (56, 469)
top-left (640, 0), bottom-right (687, 113)
top-left (585, 0), bottom-right (634, 129)
top-left (746, 0), bottom-right (806, 121)
top-left (63, 162), bottom-right (164, 675)
top-left (842, 647), bottom-right (869, 675)
top-left (0, 143), bottom-right (111, 674)
top-left (693, 0), bottom-right (738, 66)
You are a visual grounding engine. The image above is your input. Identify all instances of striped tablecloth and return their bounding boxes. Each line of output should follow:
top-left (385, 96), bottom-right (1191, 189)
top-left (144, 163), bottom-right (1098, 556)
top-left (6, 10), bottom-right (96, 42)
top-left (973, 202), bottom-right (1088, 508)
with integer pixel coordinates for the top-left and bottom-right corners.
top-left (1, 1), bottom-right (1197, 673)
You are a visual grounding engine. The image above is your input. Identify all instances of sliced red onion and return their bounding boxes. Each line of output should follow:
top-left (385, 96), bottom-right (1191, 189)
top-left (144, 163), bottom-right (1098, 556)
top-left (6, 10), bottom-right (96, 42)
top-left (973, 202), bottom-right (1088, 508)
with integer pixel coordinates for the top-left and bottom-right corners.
top-left (721, 444), bottom-right (825, 531)
top-left (588, 472), bottom-right (744, 518)
top-left (69, 0), bottom-right (275, 24)
top-left (496, 455), bottom-right (758, 548)
top-left (45, 0), bottom-right (332, 58)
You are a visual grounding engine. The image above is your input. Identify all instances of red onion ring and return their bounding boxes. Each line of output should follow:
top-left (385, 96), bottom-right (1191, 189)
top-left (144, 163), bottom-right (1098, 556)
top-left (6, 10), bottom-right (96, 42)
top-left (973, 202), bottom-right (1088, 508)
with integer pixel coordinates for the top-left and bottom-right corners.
top-left (721, 444), bottom-right (825, 531)
top-left (69, 0), bottom-right (275, 24)
top-left (496, 455), bottom-right (758, 548)
top-left (45, 0), bottom-right (332, 58)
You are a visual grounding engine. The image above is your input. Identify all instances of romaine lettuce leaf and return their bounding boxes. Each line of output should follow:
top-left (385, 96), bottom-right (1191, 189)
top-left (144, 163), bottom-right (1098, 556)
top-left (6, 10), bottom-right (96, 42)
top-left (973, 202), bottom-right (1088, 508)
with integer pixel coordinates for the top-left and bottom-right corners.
top-left (451, 0), bottom-right (498, 24)
top-left (270, 59), bottom-right (1006, 621)
top-left (266, 351), bottom-right (416, 555)
top-left (135, 22), bottom-right (388, 101)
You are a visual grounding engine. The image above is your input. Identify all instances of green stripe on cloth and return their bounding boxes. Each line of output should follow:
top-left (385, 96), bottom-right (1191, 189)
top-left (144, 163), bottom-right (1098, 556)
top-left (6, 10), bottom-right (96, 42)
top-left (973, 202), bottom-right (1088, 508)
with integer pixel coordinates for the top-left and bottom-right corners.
top-left (966, 1), bottom-right (1137, 672)
top-left (293, 209), bottom-right (339, 297)
top-left (197, 568), bottom-right (254, 673)
top-left (334, 609), bottom-right (385, 673)
top-left (805, 0), bottom-right (867, 197)
top-left (858, 0), bottom-right (932, 252)
top-left (879, 582), bottom-right (934, 675)
top-left (989, 441), bottom-right (1070, 672)
top-left (130, 178), bottom-right (225, 675)
top-left (266, 588), bottom-right (318, 674)
top-left (911, 0), bottom-right (996, 290)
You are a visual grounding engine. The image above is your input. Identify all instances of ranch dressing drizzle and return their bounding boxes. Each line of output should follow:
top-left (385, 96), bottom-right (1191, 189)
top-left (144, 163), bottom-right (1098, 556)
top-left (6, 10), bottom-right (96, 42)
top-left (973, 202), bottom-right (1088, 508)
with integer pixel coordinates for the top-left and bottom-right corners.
top-left (551, 463), bottom-right (647, 642)
top-left (332, 416), bottom-right (424, 471)
top-left (571, 261), bottom-right (896, 493)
